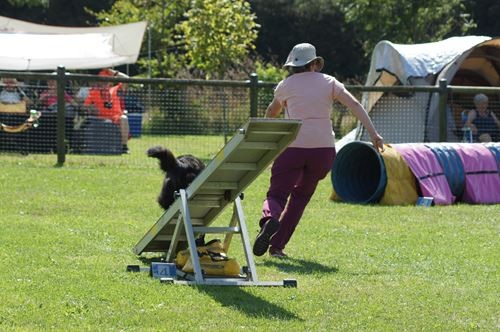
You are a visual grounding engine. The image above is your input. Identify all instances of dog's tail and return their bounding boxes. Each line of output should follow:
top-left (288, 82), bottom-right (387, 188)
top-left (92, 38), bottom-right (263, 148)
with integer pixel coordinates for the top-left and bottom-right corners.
top-left (147, 146), bottom-right (178, 173)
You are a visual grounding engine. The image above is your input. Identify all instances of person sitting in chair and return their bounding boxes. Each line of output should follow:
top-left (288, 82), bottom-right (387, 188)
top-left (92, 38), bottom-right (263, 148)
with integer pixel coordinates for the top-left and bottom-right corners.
top-left (38, 79), bottom-right (78, 112)
top-left (83, 68), bottom-right (130, 153)
top-left (464, 94), bottom-right (500, 142)
top-left (0, 78), bottom-right (30, 105)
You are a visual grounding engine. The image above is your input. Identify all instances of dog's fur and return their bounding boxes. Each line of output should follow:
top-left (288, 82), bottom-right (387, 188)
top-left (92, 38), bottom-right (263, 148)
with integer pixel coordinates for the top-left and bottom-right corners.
top-left (148, 146), bottom-right (205, 210)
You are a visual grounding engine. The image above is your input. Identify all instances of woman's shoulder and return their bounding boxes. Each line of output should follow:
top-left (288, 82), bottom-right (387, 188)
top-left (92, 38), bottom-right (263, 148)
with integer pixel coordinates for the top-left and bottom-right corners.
top-left (278, 72), bottom-right (341, 88)
top-left (318, 72), bottom-right (340, 82)
top-left (315, 73), bottom-right (345, 91)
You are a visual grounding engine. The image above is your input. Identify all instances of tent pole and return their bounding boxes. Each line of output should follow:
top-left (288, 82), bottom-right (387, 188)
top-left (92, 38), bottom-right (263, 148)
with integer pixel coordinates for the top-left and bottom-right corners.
top-left (147, 25), bottom-right (152, 114)
top-left (56, 66), bottom-right (67, 166)
top-left (438, 79), bottom-right (448, 142)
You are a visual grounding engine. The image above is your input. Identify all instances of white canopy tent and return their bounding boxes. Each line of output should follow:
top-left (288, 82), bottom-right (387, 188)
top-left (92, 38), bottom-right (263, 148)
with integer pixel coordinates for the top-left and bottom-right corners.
top-left (351, 36), bottom-right (500, 144)
top-left (0, 16), bottom-right (147, 71)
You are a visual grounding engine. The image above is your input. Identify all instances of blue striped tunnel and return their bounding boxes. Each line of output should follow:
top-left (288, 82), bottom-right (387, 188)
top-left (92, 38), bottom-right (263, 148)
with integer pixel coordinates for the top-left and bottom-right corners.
top-left (331, 141), bottom-right (387, 204)
top-left (426, 144), bottom-right (465, 198)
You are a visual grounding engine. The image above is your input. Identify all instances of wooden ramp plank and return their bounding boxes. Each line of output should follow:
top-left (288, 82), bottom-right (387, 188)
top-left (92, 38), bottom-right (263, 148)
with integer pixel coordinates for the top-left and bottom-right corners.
top-left (133, 118), bottom-right (301, 255)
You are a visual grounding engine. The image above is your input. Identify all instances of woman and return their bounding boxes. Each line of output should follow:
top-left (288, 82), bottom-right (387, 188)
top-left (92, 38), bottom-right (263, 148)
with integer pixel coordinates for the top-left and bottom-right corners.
top-left (464, 93), bottom-right (499, 142)
top-left (38, 80), bottom-right (77, 111)
top-left (0, 78), bottom-right (30, 105)
top-left (83, 68), bottom-right (131, 153)
top-left (253, 43), bottom-right (384, 258)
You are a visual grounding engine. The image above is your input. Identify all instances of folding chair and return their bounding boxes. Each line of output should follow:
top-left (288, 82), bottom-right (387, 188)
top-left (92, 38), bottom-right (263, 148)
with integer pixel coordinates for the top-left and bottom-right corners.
top-left (132, 118), bottom-right (301, 286)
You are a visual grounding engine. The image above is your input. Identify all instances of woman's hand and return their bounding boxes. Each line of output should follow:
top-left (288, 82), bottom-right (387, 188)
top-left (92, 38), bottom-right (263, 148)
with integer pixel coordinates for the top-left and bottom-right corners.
top-left (370, 133), bottom-right (384, 152)
top-left (265, 98), bottom-right (282, 118)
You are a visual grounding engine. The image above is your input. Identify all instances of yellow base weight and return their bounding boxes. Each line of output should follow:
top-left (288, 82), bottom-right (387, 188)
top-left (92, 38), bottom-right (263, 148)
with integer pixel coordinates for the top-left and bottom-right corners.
top-left (175, 239), bottom-right (226, 268)
top-left (182, 256), bottom-right (241, 277)
top-left (175, 239), bottom-right (241, 277)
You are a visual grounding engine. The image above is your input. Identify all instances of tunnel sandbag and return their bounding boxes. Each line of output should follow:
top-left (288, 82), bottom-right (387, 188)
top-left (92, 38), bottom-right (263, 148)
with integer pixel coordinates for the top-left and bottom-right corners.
top-left (392, 143), bottom-right (455, 205)
top-left (425, 143), bottom-right (465, 199)
top-left (331, 141), bottom-right (387, 204)
top-left (329, 186), bottom-right (342, 202)
top-left (378, 145), bottom-right (419, 205)
top-left (449, 143), bottom-right (500, 204)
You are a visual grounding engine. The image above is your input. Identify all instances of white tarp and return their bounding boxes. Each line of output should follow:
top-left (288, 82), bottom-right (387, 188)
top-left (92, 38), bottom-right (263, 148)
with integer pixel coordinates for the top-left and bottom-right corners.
top-left (0, 16), bottom-right (147, 71)
top-left (366, 36), bottom-right (491, 86)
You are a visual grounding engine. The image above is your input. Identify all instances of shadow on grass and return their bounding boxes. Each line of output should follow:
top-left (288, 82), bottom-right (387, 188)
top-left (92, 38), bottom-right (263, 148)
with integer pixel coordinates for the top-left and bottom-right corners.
top-left (196, 286), bottom-right (303, 321)
top-left (134, 258), bottom-right (301, 320)
top-left (135, 256), bottom-right (338, 276)
top-left (261, 257), bottom-right (339, 274)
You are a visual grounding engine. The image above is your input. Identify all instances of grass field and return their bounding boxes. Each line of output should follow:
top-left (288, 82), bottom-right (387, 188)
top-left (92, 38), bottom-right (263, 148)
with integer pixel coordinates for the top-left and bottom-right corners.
top-left (0, 137), bottom-right (499, 331)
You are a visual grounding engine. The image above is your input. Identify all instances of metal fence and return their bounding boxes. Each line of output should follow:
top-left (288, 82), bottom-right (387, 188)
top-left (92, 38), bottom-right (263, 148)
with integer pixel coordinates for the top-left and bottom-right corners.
top-left (0, 67), bottom-right (499, 166)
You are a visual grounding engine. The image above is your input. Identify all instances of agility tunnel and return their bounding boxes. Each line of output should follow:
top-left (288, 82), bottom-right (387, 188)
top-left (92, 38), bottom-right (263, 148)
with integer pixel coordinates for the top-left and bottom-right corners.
top-left (331, 142), bottom-right (500, 205)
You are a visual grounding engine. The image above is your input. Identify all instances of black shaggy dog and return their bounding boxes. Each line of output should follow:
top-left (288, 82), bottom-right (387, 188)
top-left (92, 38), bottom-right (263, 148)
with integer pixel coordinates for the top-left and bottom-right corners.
top-left (147, 146), bottom-right (205, 210)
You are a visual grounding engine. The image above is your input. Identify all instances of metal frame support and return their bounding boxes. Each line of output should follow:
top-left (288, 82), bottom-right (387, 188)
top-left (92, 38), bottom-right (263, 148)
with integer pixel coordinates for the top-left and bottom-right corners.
top-left (56, 66), bottom-right (67, 165)
top-left (438, 78), bottom-right (449, 142)
top-left (161, 189), bottom-right (291, 286)
top-left (249, 73), bottom-right (258, 118)
top-left (178, 189), bottom-right (204, 282)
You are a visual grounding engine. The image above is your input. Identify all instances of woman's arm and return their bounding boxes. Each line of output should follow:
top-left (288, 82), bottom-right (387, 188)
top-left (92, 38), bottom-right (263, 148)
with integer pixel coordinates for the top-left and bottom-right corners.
top-left (491, 112), bottom-right (500, 128)
top-left (465, 110), bottom-right (478, 134)
top-left (335, 87), bottom-right (384, 151)
top-left (265, 98), bottom-right (283, 118)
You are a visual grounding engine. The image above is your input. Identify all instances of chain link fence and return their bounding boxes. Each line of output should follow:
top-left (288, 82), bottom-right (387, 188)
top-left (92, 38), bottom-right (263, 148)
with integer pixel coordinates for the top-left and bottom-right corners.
top-left (0, 69), bottom-right (499, 167)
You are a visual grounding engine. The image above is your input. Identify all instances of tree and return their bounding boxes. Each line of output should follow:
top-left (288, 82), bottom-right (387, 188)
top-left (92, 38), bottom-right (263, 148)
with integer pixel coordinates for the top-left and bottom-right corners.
top-left (5, 0), bottom-right (483, 81)
top-left (91, 0), bottom-right (191, 78)
top-left (466, 0), bottom-right (500, 37)
top-left (339, 0), bottom-right (476, 57)
top-left (249, 0), bottom-right (365, 80)
top-left (92, 0), bottom-right (259, 79)
top-left (5, 0), bottom-right (48, 6)
top-left (250, 0), bottom-right (479, 80)
top-left (177, 0), bottom-right (259, 79)
top-left (0, 1), bottom-right (115, 28)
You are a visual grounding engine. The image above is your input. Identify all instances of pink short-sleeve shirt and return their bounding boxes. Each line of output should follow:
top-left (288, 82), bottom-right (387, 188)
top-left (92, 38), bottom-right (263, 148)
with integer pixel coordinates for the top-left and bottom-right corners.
top-left (274, 72), bottom-right (345, 148)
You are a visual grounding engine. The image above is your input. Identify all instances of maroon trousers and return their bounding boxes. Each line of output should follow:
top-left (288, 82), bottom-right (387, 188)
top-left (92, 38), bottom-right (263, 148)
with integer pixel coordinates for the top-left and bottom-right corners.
top-left (261, 147), bottom-right (336, 250)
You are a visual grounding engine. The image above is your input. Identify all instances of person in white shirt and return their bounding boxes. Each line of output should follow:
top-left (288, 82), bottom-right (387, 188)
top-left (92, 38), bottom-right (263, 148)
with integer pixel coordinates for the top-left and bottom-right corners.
top-left (0, 78), bottom-right (30, 105)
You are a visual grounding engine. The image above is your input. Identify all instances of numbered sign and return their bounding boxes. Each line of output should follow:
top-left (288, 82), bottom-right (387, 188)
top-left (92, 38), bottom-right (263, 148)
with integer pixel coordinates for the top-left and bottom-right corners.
top-left (151, 262), bottom-right (177, 279)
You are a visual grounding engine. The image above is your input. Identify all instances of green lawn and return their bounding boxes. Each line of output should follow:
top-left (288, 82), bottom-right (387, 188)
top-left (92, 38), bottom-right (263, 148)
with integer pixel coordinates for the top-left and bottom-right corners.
top-left (0, 139), bottom-right (498, 331)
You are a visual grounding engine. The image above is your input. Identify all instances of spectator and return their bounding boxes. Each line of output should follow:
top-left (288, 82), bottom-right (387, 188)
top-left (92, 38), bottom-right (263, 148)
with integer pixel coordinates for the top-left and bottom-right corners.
top-left (0, 78), bottom-right (30, 105)
top-left (75, 83), bottom-right (90, 105)
top-left (465, 93), bottom-right (500, 142)
top-left (38, 79), bottom-right (78, 112)
top-left (118, 84), bottom-right (145, 114)
top-left (84, 68), bottom-right (130, 153)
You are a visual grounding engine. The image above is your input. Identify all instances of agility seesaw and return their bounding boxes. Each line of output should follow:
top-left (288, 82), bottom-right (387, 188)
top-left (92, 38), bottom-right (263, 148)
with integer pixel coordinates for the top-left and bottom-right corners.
top-left (130, 118), bottom-right (301, 286)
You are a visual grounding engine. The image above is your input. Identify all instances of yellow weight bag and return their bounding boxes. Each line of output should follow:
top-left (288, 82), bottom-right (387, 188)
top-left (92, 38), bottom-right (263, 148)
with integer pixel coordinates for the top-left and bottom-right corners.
top-left (175, 239), bottom-right (241, 277)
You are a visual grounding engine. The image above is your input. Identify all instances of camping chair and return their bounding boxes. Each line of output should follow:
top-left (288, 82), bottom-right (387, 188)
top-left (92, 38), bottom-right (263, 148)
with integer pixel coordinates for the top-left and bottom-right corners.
top-left (131, 118), bottom-right (301, 286)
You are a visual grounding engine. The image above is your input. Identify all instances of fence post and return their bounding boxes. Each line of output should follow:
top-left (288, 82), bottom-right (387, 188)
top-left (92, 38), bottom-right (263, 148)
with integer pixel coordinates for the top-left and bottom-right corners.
top-left (249, 73), bottom-right (258, 118)
top-left (56, 66), bottom-right (67, 166)
top-left (438, 78), bottom-right (448, 142)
